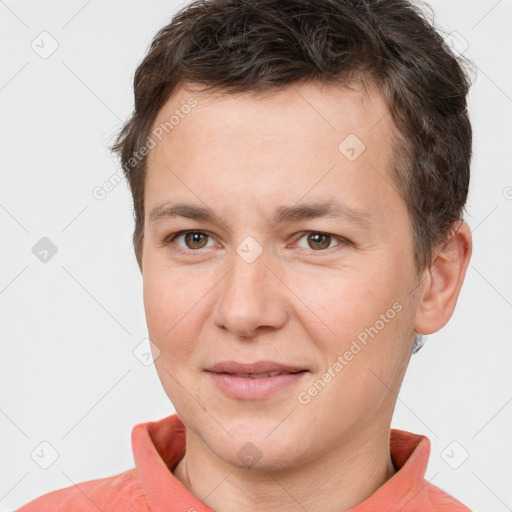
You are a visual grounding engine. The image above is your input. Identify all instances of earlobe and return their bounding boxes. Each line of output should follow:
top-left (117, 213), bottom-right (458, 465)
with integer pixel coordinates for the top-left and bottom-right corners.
top-left (413, 221), bottom-right (472, 335)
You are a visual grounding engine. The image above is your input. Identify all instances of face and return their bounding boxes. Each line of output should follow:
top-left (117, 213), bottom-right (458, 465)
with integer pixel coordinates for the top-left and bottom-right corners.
top-left (142, 81), bottom-right (421, 471)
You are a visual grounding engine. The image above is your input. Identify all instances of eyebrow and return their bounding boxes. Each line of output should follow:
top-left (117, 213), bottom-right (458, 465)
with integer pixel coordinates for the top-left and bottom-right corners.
top-left (148, 199), bottom-right (374, 229)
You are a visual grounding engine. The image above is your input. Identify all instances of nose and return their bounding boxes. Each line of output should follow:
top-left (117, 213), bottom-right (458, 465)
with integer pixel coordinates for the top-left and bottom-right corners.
top-left (213, 242), bottom-right (288, 339)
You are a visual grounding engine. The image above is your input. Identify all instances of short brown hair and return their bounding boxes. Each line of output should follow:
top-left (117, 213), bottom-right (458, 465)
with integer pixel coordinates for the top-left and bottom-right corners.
top-left (111, 0), bottom-right (472, 273)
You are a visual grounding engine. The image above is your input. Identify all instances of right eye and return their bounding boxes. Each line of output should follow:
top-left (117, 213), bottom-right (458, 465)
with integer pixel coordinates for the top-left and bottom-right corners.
top-left (164, 230), bottom-right (219, 254)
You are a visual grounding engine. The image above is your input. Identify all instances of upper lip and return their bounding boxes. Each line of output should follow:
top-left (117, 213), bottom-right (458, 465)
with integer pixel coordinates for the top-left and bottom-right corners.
top-left (206, 361), bottom-right (307, 374)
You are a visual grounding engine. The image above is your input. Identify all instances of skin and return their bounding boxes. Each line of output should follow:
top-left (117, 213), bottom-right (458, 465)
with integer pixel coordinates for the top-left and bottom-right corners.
top-left (141, 80), bottom-right (472, 512)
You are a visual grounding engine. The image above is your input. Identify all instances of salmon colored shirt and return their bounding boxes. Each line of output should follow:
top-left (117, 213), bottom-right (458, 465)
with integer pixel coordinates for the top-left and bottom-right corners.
top-left (15, 414), bottom-right (471, 511)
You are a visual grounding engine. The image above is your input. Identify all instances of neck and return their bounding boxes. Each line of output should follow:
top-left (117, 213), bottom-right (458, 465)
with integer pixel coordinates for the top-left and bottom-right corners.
top-left (172, 422), bottom-right (396, 512)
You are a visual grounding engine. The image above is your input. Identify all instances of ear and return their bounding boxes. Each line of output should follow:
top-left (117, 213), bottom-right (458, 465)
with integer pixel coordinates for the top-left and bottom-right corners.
top-left (414, 221), bottom-right (472, 335)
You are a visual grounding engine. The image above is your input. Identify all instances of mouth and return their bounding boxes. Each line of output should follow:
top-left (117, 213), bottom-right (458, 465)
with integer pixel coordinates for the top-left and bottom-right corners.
top-left (211, 370), bottom-right (307, 378)
top-left (206, 368), bottom-right (309, 400)
top-left (205, 360), bottom-right (308, 375)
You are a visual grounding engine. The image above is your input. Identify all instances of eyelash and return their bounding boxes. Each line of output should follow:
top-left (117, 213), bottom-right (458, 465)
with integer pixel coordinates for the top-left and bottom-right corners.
top-left (163, 230), bottom-right (350, 256)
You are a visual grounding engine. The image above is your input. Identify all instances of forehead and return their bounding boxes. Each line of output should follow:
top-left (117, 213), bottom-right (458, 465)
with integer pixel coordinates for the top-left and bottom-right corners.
top-left (145, 80), bottom-right (404, 230)
top-left (150, 80), bottom-right (391, 151)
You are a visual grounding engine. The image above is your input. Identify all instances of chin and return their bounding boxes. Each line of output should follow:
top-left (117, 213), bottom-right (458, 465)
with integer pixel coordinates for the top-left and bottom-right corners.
top-left (220, 442), bottom-right (303, 473)
top-left (216, 425), bottom-right (306, 471)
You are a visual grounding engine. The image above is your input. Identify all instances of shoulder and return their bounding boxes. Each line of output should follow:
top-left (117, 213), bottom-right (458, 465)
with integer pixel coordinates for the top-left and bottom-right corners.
top-left (13, 468), bottom-right (148, 512)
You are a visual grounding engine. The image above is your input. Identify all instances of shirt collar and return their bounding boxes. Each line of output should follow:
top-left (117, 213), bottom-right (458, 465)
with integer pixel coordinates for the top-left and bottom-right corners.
top-left (348, 429), bottom-right (431, 511)
top-left (132, 414), bottom-right (430, 511)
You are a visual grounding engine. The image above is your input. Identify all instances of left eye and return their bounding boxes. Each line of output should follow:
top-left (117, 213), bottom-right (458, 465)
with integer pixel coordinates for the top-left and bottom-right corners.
top-left (294, 232), bottom-right (345, 251)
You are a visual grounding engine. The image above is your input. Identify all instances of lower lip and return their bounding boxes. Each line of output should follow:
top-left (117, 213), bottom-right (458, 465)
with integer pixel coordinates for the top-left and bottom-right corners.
top-left (207, 371), bottom-right (308, 400)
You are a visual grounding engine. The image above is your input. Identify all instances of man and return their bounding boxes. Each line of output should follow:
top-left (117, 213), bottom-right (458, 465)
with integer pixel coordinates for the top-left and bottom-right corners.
top-left (15, 0), bottom-right (473, 510)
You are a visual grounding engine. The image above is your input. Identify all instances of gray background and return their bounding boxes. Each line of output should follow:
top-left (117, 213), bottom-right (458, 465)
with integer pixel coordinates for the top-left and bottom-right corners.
top-left (1, 1), bottom-right (511, 510)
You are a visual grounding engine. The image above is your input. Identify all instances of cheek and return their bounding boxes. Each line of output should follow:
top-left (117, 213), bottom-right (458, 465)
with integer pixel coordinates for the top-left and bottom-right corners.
top-left (301, 266), bottom-right (410, 401)
top-left (143, 274), bottom-right (174, 340)
top-left (143, 262), bottom-right (220, 375)
top-left (296, 266), bottom-right (398, 350)
top-left (143, 270), bottom-right (191, 357)
top-left (143, 272), bottom-right (204, 409)
top-left (143, 258), bottom-right (205, 331)
top-left (302, 295), bottom-right (410, 432)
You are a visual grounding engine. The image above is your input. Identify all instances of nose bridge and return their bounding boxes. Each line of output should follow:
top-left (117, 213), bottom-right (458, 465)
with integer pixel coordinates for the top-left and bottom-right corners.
top-left (225, 236), bottom-right (270, 306)
top-left (214, 237), bottom-right (287, 336)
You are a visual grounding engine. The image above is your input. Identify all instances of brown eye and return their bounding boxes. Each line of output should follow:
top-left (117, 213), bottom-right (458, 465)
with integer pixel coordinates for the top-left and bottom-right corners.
top-left (165, 231), bottom-right (215, 253)
top-left (183, 232), bottom-right (209, 249)
top-left (293, 231), bottom-right (347, 253)
top-left (306, 232), bottom-right (332, 250)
